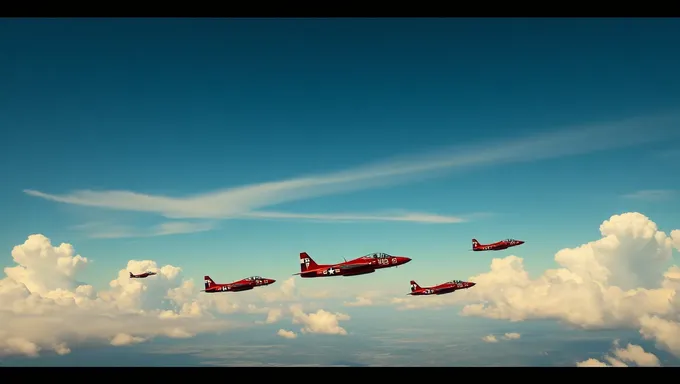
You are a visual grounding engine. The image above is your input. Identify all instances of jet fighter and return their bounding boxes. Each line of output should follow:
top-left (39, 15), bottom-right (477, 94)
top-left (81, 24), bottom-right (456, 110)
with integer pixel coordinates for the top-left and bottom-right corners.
top-left (294, 252), bottom-right (411, 278)
top-left (408, 279), bottom-right (475, 296)
top-left (471, 238), bottom-right (524, 251)
top-left (202, 275), bottom-right (276, 293)
top-left (129, 271), bottom-right (157, 278)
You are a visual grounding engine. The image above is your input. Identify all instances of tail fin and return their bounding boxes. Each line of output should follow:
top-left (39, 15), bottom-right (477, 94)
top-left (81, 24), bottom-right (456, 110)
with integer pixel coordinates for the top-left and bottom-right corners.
top-left (472, 239), bottom-right (480, 249)
top-left (204, 276), bottom-right (216, 290)
top-left (300, 252), bottom-right (319, 273)
top-left (129, 272), bottom-right (133, 278)
top-left (410, 280), bottom-right (421, 292)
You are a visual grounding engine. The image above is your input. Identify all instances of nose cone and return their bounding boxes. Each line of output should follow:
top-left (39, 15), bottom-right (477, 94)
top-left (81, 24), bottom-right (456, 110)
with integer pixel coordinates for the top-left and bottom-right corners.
top-left (267, 279), bottom-right (276, 284)
top-left (399, 257), bottom-right (412, 265)
top-left (517, 240), bottom-right (525, 245)
top-left (469, 282), bottom-right (476, 287)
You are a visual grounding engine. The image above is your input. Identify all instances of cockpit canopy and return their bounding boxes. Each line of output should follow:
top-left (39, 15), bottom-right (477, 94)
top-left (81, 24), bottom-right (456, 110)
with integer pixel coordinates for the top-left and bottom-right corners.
top-left (364, 252), bottom-right (392, 259)
top-left (245, 276), bottom-right (263, 281)
top-left (448, 280), bottom-right (463, 284)
top-left (504, 239), bottom-right (516, 242)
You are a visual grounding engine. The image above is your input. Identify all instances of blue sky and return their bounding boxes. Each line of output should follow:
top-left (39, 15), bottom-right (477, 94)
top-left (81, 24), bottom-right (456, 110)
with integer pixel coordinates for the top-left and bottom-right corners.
top-left (1, 18), bottom-right (680, 366)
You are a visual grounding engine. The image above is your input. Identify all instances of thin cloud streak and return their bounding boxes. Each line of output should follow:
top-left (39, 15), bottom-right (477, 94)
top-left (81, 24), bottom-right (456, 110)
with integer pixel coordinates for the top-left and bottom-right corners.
top-left (622, 189), bottom-right (676, 201)
top-left (73, 210), bottom-right (471, 238)
top-left (24, 112), bottom-right (680, 221)
top-left (240, 211), bottom-right (468, 223)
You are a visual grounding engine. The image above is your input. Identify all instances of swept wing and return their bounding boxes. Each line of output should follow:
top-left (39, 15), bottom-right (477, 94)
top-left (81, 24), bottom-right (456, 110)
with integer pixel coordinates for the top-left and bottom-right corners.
top-left (293, 261), bottom-right (373, 275)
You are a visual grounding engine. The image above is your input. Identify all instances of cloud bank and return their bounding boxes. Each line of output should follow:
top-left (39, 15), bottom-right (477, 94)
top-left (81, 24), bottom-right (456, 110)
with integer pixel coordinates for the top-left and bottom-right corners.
top-left (392, 212), bottom-right (680, 360)
top-left (0, 235), bottom-right (353, 358)
top-left (0, 234), bottom-right (232, 357)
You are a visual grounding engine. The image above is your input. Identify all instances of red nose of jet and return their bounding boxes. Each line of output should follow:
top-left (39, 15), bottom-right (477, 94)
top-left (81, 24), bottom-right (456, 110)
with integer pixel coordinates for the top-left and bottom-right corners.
top-left (398, 257), bottom-right (412, 265)
top-left (268, 279), bottom-right (276, 284)
top-left (517, 240), bottom-right (525, 245)
top-left (469, 282), bottom-right (476, 287)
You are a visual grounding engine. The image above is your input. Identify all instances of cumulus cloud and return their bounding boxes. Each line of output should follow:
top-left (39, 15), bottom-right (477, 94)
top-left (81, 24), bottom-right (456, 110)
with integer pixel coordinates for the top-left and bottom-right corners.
top-left (576, 358), bottom-right (612, 367)
top-left (290, 305), bottom-right (351, 335)
top-left (576, 340), bottom-right (660, 367)
top-left (671, 230), bottom-right (680, 251)
top-left (277, 329), bottom-right (297, 339)
top-left (110, 333), bottom-right (146, 346)
top-left (24, 113), bottom-right (679, 235)
top-left (344, 296), bottom-right (373, 307)
top-left (458, 213), bottom-right (676, 329)
top-left (393, 212), bottom-right (680, 359)
top-left (0, 234), bottom-right (362, 359)
top-left (482, 335), bottom-right (498, 343)
top-left (0, 234), bottom-right (286, 358)
top-left (257, 308), bottom-right (284, 324)
top-left (482, 333), bottom-right (520, 343)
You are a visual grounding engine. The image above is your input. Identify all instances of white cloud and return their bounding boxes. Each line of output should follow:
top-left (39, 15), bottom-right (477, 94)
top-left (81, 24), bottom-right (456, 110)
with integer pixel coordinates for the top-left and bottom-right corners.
top-left (622, 189), bottom-right (676, 201)
top-left (458, 213), bottom-right (676, 327)
top-left (24, 113), bottom-right (679, 234)
top-left (0, 233), bottom-right (364, 359)
top-left (576, 358), bottom-right (610, 367)
top-left (482, 335), bottom-right (498, 343)
top-left (110, 333), bottom-right (146, 346)
top-left (240, 210), bottom-right (469, 224)
top-left (290, 305), bottom-right (351, 335)
top-left (0, 234), bottom-right (245, 358)
top-left (611, 341), bottom-right (661, 366)
top-left (576, 341), bottom-right (660, 367)
top-left (391, 212), bottom-right (680, 359)
top-left (671, 230), bottom-right (680, 251)
top-left (0, 234), bottom-right (353, 358)
top-left (344, 296), bottom-right (373, 307)
top-left (482, 333), bottom-right (520, 343)
top-left (277, 329), bottom-right (297, 339)
top-left (639, 315), bottom-right (680, 356)
top-left (264, 308), bottom-right (283, 324)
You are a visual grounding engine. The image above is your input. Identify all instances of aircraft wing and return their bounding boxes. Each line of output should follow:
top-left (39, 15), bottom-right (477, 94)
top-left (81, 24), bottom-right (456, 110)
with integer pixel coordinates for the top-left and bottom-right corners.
top-left (336, 262), bottom-right (373, 270)
top-left (292, 262), bottom-right (374, 275)
top-left (229, 282), bottom-right (250, 288)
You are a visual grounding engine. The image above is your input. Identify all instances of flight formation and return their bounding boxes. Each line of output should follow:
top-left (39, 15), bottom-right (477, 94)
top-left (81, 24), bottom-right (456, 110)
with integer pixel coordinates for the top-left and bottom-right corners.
top-left (129, 237), bottom-right (525, 297)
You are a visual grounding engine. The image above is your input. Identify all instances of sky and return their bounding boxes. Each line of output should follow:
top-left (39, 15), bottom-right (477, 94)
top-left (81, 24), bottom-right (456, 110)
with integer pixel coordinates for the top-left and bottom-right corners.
top-left (1, 18), bottom-right (680, 367)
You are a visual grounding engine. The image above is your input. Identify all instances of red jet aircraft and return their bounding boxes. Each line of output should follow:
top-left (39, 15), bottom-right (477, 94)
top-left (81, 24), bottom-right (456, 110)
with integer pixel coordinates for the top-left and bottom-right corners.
top-left (408, 279), bottom-right (475, 296)
top-left (472, 238), bottom-right (524, 252)
top-left (129, 271), bottom-right (157, 278)
top-left (202, 275), bottom-right (276, 293)
top-left (294, 252), bottom-right (411, 278)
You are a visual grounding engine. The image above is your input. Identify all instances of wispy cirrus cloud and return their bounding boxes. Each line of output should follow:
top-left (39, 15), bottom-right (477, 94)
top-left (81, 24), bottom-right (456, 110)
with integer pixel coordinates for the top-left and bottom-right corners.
top-left (24, 112), bottom-right (680, 236)
top-left (241, 210), bottom-right (474, 223)
top-left (622, 189), bottom-right (676, 201)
